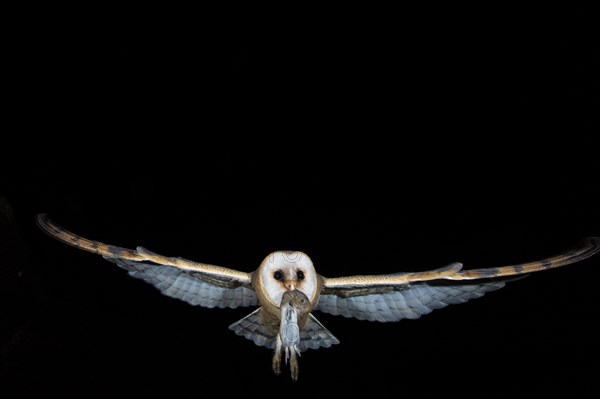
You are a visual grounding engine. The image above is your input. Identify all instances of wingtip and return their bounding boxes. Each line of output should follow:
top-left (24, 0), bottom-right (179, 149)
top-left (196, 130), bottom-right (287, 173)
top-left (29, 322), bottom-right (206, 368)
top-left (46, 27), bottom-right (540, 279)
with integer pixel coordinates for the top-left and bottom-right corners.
top-left (35, 213), bottom-right (53, 232)
top-left (584, 237), bottom-right (600, 255)
top-left (586, 237), bottom-right (600, 245)
top-left (35, 212), bottom-right (48, 224)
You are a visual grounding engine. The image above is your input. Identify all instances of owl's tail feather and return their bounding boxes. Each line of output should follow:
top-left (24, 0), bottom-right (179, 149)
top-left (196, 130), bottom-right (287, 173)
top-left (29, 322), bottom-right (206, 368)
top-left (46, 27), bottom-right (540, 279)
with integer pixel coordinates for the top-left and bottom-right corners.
top-left (228, 308), bottom-right (277, 349)
top-left (299, 314), bottom-right (340, 351)
top-left (228, 309), bottom-right (340, 352)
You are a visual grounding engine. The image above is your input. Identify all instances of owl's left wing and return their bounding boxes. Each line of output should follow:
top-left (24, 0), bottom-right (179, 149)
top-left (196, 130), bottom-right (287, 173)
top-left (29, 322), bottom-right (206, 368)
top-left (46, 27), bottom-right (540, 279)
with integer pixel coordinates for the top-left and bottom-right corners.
top-left (315, 238), bottom-right (600, 322)
top-left (36, 214), bottom-right (258, 309)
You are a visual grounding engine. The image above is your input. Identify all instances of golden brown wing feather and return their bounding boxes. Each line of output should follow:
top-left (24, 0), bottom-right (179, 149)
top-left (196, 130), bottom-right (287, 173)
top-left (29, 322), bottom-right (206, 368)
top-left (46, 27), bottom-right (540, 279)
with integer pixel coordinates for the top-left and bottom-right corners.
top-left (316, 238), bottom-right (599, 322)
top-left (36, 213), bottom-right (253, 286)
top-left (322, 237), bottom-right (600, 291)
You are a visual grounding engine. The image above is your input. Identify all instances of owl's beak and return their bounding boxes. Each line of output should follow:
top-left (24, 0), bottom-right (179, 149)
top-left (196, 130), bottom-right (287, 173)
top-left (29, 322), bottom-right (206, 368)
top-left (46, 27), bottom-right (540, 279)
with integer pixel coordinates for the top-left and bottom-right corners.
top-left (284, 281), bottom-right (296, 291)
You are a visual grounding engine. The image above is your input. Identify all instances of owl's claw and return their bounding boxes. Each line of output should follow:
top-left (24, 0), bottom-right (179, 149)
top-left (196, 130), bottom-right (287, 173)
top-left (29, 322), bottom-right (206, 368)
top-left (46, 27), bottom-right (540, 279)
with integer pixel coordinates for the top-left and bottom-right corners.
top-left (272, 354), bottom-right (281, 375)
top-left (290, 360), bottom-right (299, 381)
top-left (288, 346), bottom-right (300, 381)
top-left (273, 337), bottom-right (302, 380)
top-left (272, 334), bottom-right (282, 375)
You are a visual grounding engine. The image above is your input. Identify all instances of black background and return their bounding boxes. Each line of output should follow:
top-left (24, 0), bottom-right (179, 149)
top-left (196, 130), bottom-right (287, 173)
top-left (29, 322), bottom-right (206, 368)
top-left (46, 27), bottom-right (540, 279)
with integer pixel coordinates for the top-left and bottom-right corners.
top-left (2, 5), bottom-right (599, 398)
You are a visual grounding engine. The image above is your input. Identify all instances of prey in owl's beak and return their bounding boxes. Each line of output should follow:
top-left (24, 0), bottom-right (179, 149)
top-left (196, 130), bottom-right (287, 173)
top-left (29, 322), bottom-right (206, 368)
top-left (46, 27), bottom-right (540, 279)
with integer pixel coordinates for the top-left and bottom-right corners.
top-left (272, 289), bottom-right (311, 381)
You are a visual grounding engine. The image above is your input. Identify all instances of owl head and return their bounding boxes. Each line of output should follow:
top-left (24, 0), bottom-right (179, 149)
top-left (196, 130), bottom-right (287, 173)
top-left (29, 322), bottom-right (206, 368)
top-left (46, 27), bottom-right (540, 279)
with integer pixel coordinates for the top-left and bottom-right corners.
top-left (257, 251), bottom-right (319, 308)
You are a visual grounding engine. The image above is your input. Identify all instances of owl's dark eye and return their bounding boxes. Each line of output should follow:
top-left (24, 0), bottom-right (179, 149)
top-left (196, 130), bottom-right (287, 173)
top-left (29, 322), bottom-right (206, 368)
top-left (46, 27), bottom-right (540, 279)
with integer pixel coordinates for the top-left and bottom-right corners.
top-left (273, 271), bottom-right (283, 280)
top-left (297, 270), bottom-right (305, 280)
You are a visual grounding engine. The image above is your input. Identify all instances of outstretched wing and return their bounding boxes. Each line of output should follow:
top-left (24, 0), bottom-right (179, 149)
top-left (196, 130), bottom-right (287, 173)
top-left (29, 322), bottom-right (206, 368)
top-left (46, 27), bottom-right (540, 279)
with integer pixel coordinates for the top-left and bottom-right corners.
top-left (36, 214), bottom-right (258, 309)
top-left (315, 238), bottom-right (600, 322)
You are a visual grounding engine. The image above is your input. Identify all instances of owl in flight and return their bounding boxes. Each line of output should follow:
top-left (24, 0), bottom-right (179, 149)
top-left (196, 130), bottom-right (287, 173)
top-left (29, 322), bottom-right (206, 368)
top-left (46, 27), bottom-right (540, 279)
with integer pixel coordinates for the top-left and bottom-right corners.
top-left (36, 214), bottom-right (599, 380)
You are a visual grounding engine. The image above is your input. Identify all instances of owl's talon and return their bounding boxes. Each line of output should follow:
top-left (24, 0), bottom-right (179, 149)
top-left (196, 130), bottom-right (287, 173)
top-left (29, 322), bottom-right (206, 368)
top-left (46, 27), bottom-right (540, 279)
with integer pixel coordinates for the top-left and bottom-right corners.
top-left (272, 355), bottom-right (281, 375)
top-left (285, 345), bottom-right (300, 364)
top-left (290, 351), bottom-right (299, 381)
top-left (272, 335), bottom-right (282, 375)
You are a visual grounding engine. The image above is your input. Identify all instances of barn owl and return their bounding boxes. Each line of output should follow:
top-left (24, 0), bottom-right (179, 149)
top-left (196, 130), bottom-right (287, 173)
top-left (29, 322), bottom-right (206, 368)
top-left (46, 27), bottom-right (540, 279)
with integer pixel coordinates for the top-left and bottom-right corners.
top-left (36, 214), bottom-right (599, 380)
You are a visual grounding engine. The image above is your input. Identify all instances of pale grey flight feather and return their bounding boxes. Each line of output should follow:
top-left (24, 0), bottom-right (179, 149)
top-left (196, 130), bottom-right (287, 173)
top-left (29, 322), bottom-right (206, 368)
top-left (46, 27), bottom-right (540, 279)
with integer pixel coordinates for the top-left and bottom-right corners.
top-left (314, 279), bottom-right (512, 322)
top-left (108, 258), bottom-right (259, 309)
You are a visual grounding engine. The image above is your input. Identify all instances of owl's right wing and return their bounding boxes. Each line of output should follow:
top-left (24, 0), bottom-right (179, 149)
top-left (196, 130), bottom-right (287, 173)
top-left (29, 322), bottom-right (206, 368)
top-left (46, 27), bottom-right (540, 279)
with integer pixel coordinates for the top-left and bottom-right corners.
top-left (315, 238), bottom-right (600, 322)
top-left (36, 214), bottom-right (258, 309)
